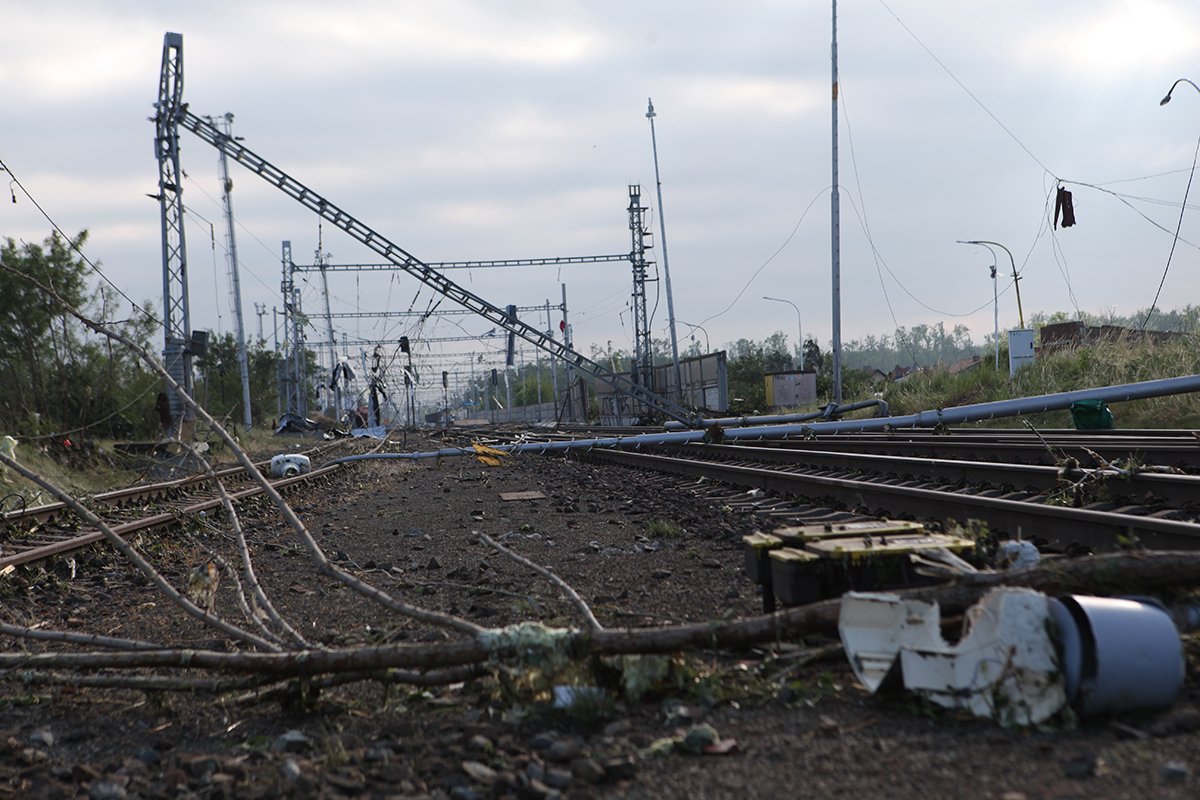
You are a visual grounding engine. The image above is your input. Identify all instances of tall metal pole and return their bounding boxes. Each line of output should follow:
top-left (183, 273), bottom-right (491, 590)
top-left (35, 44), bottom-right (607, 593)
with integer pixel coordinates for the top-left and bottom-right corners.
top-left (281, 240), bottom-right (307, 419)
top-left (315, 227), bottom-right (341, 418)
top-left (763, 296), bottom-right (804, 371)
top-left (273, 305), bottom-right (284, 419)
top-left (214, 113), bottom-right (253, 431)
top-left (830, 1), bottom-right (843, 404)
top-left (545, 299), bottom-right (559, 412)
top-left (646, 99), bottom-right (685, 405)
top-left (561, 283), bottom-right (575, 422)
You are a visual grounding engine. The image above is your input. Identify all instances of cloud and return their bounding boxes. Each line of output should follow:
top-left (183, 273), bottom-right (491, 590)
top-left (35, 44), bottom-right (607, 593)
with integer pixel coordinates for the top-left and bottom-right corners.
top-left (1016, 0), bottom-right (1200, 80)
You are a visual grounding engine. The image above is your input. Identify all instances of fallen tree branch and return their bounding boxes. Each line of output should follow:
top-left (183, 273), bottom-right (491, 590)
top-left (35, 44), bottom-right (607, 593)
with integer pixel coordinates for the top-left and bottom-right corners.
top-left (1, 266), bottom-right (484, 638)
top-left (1, 549), bottom-right (1197, 684)
top-left (476, 531), bottom-right (603, 632)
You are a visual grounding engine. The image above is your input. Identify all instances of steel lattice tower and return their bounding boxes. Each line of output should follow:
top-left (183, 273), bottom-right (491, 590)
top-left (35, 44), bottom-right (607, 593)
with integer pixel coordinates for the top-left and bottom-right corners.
top-left (280, 241), bottom-right (308, 420)
top-left (153, 32), bottom-right (194, 430)
top-left (627, 185), bottom-right (654, 390)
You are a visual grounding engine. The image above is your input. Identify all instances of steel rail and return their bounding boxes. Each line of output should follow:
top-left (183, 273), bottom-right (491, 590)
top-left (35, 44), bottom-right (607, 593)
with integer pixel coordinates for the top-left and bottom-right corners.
top-left (657, 442), bottom-right (1200, 508)
top-left (0, 465), bottom-right (342, 570)
top-left (584, 448), bottom-right (1200, 552)
top-left (1, 464), bottom-right (257, 527)
top-left (745, 437), bottom-right (1200, 470)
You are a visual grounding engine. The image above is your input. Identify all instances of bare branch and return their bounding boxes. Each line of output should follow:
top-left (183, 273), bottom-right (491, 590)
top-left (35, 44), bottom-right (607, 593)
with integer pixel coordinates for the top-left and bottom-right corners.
top-left (1, 264), bottom-right (483, 638)
top-left (476, 531), bottom-right (603, 632)
top-left (0, 451), bottom-right (279, 652)
top-left (0, 621), bottom-right (162, 651)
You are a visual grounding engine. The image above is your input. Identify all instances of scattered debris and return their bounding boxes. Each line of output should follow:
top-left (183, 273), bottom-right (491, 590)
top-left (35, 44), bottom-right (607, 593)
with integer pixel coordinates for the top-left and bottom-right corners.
top-left (472, 443), bottom-right (508, 467)
top-left (645, 723), bottom-right (737, 757)
top-left (997, 539), bottom-right (1040, 570)
top-left (839, 587), bottom-right (1185, 726)
top-left (269, 453), bottom-right (311, 478)
top-left (499, 491), bottom-right (547, 502)
top-left (551, 685), bottom-right (606, 709)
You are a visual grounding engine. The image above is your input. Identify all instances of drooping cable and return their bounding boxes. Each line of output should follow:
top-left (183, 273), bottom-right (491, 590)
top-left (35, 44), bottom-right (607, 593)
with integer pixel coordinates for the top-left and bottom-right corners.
top-left (0, 157), bottom-right (155, 325)
top-left (692, 186), bottom-right (828, 331)
top-left (1139, 127), bottom-right (1200, 330)
top-left (838, 86), bottom-right (917, 366)
top-left (876, 0), bottom-right (1056, 179)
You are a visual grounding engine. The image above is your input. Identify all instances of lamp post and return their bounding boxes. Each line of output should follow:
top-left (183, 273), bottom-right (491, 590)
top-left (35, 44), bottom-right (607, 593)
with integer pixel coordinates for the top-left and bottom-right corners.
top-left (763, 296), bottom-right (805, 372)
top-left (1161, 78), bottom-right (1200, 106)
top-left (958, 239), bottom-right (1023, 329)
top-left (956, 241), bottom-right (1000, 369)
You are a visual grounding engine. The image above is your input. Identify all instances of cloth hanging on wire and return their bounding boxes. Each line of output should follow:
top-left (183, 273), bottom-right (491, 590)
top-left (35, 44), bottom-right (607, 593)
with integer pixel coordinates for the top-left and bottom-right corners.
top-left (1054, 186), bottom-right (1076, 229)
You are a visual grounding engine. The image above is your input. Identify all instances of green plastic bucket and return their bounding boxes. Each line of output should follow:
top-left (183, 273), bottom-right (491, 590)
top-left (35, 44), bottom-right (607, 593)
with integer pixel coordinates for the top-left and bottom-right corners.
top-left (1070, 399), bottom-right (1114, 430)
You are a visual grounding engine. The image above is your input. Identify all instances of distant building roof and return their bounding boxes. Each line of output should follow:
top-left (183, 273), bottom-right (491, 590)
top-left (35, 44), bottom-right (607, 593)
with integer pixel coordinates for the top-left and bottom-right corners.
top-left (1040, 321), bottom-right (1186, 352)
top-left (947, 355), bottom-right (983, 375)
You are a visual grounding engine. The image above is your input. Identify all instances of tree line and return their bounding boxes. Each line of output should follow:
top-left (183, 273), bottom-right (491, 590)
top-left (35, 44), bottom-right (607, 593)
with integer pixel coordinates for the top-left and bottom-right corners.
top-left (6, 230), bottom-right (1197, 436)
top-left (0, 232), bottom-right (283, 444)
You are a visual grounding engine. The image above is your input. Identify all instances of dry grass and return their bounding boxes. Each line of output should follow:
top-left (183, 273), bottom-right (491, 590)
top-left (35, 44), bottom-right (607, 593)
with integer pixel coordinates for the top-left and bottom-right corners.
top-left (884, 335), bottom-right (1200, 429)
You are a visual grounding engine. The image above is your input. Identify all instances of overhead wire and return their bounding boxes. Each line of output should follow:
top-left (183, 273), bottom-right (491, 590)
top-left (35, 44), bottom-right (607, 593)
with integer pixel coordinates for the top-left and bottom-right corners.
top-left (0, 157), bottom-right (158, 327)
top-left (1139, 126), bottom-right (1200, 330)
top-left (838, 85), bottom-right (919, 366)
top-left (876, 0), bottom-right (1056, 180)
top-left (692, 186), bottom-right (828, 332)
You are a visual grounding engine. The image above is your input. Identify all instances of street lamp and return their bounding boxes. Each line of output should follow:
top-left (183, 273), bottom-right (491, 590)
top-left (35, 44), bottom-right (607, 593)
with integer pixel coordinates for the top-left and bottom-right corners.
top-left (763, 296), bottom-right (805, 372)
top-left (677, 319), bottom-right (710, 354)
top-left (1161, 78), bottom-right (1200, 106)
top-left (956, 241), bottom-right (1000, 369)
top-left (957, 239), bottom-right (1023, 329)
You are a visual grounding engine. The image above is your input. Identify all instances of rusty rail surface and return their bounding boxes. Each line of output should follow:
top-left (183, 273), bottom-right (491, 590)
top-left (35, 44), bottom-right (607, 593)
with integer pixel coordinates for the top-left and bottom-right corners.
top-left (0, 464), bottom-right (342, 570)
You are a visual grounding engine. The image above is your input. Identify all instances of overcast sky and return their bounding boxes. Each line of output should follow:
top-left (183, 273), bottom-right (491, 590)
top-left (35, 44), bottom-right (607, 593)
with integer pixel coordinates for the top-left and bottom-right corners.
top-left (4, 0), bottom-right (1200, 384)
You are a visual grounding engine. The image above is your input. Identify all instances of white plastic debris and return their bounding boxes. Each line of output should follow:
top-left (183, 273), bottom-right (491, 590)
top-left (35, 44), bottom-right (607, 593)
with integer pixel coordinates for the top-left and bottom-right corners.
top-left (997, 540), bottom-right (1040, 570)
top-left (839, 588), bottom-right (1067, 726)
top-left (839, 587), bottom-right (1185, 726)
top-left (270, 453), bottom-right (311, 478)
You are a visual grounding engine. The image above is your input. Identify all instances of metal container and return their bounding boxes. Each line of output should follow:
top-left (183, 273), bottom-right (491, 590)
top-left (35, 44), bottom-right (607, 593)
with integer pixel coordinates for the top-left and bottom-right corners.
top-left (1050, 595), bottom-right (1184, 716)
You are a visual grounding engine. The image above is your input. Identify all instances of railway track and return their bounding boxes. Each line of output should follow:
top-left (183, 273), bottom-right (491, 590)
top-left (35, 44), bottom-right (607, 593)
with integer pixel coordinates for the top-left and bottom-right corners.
top-left (482, 424), bottom-right (1200, 468)
top-left (0, 457), bottom-right (343, 571)
top-left (579, 436), bottom-right (1200, 552)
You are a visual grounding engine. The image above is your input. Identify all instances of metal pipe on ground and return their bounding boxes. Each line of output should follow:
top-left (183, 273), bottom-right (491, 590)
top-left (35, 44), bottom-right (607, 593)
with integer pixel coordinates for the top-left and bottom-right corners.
top-left (662, 398), bottom-right (890, 431)
top-left (326, 374), bottom-right (1200, 465)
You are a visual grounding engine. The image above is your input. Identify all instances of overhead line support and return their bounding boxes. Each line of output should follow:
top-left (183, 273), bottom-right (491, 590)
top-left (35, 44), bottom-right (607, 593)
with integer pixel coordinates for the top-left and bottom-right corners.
top-left (168, 57), bottom-right (696, 424)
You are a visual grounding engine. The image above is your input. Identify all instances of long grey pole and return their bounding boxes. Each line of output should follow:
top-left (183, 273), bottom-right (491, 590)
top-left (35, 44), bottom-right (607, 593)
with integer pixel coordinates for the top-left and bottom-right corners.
top-left (216, 113), bottom-right (253, 430)
top-left (331, 373), bottom-right (1200, 463)
top-left (830, 0), bottom-right (843, 404)
top-left (647, 98), bottom-right (685, 405)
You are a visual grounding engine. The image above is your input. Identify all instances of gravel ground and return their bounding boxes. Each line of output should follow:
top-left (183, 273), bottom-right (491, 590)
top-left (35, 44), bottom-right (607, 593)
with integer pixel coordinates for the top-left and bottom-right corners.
top-left (0, 435), bottom-right (1198, 799)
